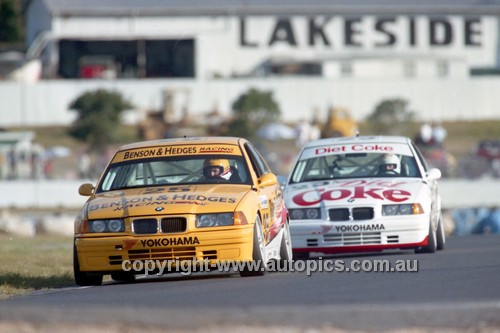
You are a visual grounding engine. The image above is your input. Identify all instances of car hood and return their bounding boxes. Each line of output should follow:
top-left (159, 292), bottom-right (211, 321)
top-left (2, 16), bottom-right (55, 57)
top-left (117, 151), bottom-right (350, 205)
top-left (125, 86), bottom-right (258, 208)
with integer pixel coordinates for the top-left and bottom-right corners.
top-left (87, 184), bottom-right (251, 219)
top-left (285, 178), bottom-right (426, 208)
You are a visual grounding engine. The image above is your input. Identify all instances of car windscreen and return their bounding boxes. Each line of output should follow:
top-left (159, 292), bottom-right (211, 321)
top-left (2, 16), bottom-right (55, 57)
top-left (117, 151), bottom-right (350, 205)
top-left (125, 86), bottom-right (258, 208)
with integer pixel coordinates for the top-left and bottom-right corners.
top-left (290, 152), bottom-right (421, 183)
top-left (98, 155), bottom-right (251, 192)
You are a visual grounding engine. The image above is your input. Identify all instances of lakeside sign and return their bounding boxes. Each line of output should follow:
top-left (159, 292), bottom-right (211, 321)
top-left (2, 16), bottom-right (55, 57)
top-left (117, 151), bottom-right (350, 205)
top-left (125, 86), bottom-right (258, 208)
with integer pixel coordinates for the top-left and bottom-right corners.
top-left (240, 16), bottom-right (484, 49)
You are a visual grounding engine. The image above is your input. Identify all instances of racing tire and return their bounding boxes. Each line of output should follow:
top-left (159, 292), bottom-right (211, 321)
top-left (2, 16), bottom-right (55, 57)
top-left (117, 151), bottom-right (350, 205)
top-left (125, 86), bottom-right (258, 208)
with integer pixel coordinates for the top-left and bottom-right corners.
top-left (415, 222), bottom-right (437, 254)
top-left (240, 215), bottom-right (267, 277)
top-left (279, 221), bottom-right (293, 263)
top-left (73, 244), bottom-right (103, 286)
top-left (292, 251), bottom-right (310, 260)
top-left (111, 272), bottom-right (136, 283)
top-left (436, 216), bottom-right (446, 251)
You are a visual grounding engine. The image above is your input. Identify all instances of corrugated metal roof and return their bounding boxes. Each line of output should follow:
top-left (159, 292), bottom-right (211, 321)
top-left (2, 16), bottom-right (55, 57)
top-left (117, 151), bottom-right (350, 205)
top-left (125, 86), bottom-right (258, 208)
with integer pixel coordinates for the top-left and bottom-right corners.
top-left (41, 0), bottom-right (500, 16)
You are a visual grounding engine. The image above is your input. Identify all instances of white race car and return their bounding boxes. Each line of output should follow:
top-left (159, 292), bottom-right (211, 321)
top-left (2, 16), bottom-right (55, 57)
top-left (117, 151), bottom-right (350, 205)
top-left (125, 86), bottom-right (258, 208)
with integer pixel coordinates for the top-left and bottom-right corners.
top-left (284, 136), bottom-right (445, 258)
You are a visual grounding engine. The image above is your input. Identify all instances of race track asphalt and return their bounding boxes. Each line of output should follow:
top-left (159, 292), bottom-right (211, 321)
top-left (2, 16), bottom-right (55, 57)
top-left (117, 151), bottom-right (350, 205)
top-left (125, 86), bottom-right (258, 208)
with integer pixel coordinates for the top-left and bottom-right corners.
top-left (1, 234), bottom-right (499, 331)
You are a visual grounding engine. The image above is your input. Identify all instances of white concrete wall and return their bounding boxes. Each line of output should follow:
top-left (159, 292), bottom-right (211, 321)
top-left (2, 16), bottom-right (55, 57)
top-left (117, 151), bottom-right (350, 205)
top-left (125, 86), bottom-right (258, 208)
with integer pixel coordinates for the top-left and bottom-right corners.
top-left (0, 180), bottom-right (88, 209)
top-left (1, 76), bottom-right (500, 127)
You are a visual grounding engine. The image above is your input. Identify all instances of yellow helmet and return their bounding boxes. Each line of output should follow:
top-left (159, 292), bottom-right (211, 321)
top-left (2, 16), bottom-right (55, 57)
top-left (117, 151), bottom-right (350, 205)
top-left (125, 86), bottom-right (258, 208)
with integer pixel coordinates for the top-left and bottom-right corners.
top-left (203, 159), bottom-right (230, 177)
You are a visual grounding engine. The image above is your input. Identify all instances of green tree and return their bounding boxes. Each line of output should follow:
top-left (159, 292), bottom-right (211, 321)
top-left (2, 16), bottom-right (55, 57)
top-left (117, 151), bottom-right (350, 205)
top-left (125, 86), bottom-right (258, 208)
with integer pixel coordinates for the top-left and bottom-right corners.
top-left (227, 88), bottom-right (280, 139)
top-left (0, 0), bottom-right (21, 42)
top-left (69, 89), bottom-right (133, 151)
top-left (366, 98), bottom-right (415, 135)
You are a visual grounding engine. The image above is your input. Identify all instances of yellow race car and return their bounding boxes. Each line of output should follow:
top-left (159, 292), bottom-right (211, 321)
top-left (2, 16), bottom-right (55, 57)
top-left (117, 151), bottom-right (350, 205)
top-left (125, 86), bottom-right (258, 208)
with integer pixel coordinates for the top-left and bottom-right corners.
top-left (74, 137), bottom-right (291, 285)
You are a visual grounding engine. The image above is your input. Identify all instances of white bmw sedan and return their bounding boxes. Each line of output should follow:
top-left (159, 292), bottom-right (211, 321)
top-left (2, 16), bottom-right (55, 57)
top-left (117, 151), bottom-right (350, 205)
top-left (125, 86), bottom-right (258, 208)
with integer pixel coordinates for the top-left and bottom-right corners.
top-left (284, 136), bottom-right (445, 258)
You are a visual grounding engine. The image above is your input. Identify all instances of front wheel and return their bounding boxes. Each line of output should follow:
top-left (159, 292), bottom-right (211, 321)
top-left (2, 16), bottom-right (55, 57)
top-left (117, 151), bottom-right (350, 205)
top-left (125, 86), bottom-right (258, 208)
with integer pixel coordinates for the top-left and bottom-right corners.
top-left (73, 244), bottom-right (103, 286)
top-left (279, 221), bottom-right (293, 263)
top-left (240, 215), bottom-right (267, 277)
top-left (436, 216), bottom-right (446, 250)
top-left (111, 271), bottom-right (136, 283)
top-left (415, 222), bottom-right (437, 254)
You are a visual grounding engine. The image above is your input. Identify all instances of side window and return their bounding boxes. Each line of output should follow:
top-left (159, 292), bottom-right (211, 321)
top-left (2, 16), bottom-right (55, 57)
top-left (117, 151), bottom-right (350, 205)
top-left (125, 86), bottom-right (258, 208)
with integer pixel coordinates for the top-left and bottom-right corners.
top-left (412, 142), bottom-right (429, 172)
top-left (244, 143), bottom-right (267, 177)
top-left (252, 145), bottom-right (271, 174)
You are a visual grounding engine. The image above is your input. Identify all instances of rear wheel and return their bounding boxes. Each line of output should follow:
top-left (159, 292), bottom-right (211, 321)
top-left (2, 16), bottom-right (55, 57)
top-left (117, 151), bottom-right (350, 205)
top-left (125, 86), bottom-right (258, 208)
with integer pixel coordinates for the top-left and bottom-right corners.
top-left (436, 216), bottom-right (446, 250)
top-left (111, 271), bottom-right (136, 283)
top-left (415, 222), bottom-right (437, 254)
top-left (240, 215), bottom-right (267, 277)
top-left (292, 251), bottom-right (310, 260)
top-left (73, 244), bottom-right (103, 286)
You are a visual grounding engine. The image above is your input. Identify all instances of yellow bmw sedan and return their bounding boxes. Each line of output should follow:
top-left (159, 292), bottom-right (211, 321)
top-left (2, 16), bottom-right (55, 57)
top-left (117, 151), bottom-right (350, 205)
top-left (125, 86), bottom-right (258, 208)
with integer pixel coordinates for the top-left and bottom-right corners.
top-left (73, 137), bottom-right (291, 285)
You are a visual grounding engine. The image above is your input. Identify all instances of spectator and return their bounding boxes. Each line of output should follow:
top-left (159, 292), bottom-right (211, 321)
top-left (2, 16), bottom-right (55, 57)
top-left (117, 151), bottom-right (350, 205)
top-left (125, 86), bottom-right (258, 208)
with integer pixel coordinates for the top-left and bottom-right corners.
top-left (472, 207), bottom-right (500, 234)
top-left (78, 150), bottom-right (91, 179)
top-left (7, 147), bottom-right (17, 179)
top-left (432, 122), bottom-right (447, 147)
top-left (414, 123), bottom-right (433, 147)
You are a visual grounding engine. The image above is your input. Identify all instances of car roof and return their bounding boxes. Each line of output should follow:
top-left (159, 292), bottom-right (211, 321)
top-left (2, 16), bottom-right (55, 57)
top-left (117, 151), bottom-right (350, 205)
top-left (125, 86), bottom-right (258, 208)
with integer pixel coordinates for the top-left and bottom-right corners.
top-left (303, 135), bottom-right (411, 149)
top-left (118, 137), bottom-right (244, 151)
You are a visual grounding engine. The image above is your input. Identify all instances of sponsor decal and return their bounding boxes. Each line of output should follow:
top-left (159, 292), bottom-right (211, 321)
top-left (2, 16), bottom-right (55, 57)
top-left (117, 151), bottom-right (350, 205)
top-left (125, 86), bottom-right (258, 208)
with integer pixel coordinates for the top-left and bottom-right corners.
top-left (312, 226), bottom-right (333, 235)
top-left (315, 144), bottom-right (393, 155)
top-left (199, 147), bottom-right (235, 154)
top-left (293, 186), bottom-right (411, 206)
top-left (116, 145), bottom-right (238, 162)
top-left (300, 143), bottom-right (413, 160)
top-left (334, 224), bottom-right (385, 232)
top-left (260, 195), bottom-right (269, 209)
top-left (88, 194), bottom-right (238, 211)
top-left (123, 147), bottom-right (197, 160)
top-left (123, 239), bottom-right (138, 250)
top-left (311, 224), bottom-right (385, 234)
top-left (142, 187), bottom-right (193, 195)
top-left (141, 237), bottom-right (200, 247)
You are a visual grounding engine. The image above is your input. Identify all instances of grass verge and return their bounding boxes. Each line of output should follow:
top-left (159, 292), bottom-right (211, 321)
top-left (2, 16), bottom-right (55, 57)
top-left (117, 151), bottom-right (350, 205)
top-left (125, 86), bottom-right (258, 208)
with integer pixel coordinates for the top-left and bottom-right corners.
top-left (0, 234), bottom-right (74, 299)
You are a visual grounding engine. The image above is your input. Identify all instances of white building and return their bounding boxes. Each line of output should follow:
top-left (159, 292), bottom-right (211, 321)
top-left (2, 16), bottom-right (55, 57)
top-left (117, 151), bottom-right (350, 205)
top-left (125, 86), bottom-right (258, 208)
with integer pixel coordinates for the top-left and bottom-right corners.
top-left (2, 0), bottom-right (500, 126)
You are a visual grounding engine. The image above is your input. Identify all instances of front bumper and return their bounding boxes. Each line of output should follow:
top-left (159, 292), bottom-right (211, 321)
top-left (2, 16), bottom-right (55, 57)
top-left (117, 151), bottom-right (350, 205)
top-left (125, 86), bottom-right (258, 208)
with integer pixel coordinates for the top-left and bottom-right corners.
top-left (290, 214), bottom-right (429, 254)
top-left (75, 225), bottom-right (254, 272)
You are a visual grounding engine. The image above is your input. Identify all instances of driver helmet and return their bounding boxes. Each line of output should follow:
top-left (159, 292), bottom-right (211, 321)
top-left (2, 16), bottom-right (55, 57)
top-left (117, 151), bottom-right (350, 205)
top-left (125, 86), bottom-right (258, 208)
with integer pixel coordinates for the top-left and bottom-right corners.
top-left (379, 154), bottom-right (401, 174)
top-left (203, 159), bottom-right (231, 180)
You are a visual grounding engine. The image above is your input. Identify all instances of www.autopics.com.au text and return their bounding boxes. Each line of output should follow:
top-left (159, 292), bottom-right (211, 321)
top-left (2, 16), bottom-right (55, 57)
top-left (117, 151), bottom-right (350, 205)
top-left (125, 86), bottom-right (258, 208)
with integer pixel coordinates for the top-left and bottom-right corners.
top-left (121, 258), bottom-right (419, 276)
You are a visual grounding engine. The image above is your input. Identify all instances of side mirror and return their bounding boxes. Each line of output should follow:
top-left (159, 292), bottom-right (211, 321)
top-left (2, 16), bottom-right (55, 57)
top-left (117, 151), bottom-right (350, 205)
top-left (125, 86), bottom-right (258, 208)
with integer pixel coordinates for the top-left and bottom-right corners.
top-left (258, 173), bottom-right (278, 187)
top-left (427, 168), bottom-right (442, 181)
top-left (78, 183), bottom-right (95, 196)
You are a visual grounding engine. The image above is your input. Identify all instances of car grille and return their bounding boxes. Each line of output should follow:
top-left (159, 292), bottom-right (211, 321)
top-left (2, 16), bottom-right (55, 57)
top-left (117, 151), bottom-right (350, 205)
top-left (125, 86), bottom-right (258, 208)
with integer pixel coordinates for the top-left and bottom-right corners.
top-left (387, 235), bottom-right (399, 243)
top-left (133, 219), bottom-right (158, 234)
top-left (329, 208), bottom-right (350, 221)
top-left (323, 232), bottom-right (382, 245)
top-left (307, 239), bottom-right (319, 247)
top-left (329, 207), bottom-right (374, 221)
top-left (128, 247), bottom-right (197, 261)
top-left (202, 250), bottom-right (217, 260)
top-left (352, 207), bottom-right (374, 220)
top-left (161, 217), bottom-right (187, 233)
top-left (109, 255), bottom-right (123, 265)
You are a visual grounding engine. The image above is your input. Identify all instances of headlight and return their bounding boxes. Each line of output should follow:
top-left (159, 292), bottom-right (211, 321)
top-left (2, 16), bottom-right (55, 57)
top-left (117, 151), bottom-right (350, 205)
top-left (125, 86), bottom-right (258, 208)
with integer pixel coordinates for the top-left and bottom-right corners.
top-left (75, 203), bottom-right (89, 234)
top-left (289, 208), bottom-right (321, 220)
top-left (382, 203), bottom-right (424, 216)
top-left (88, 219), bottom-right (125, 233)
top-left (196, 213), bottom-right (234, 228)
